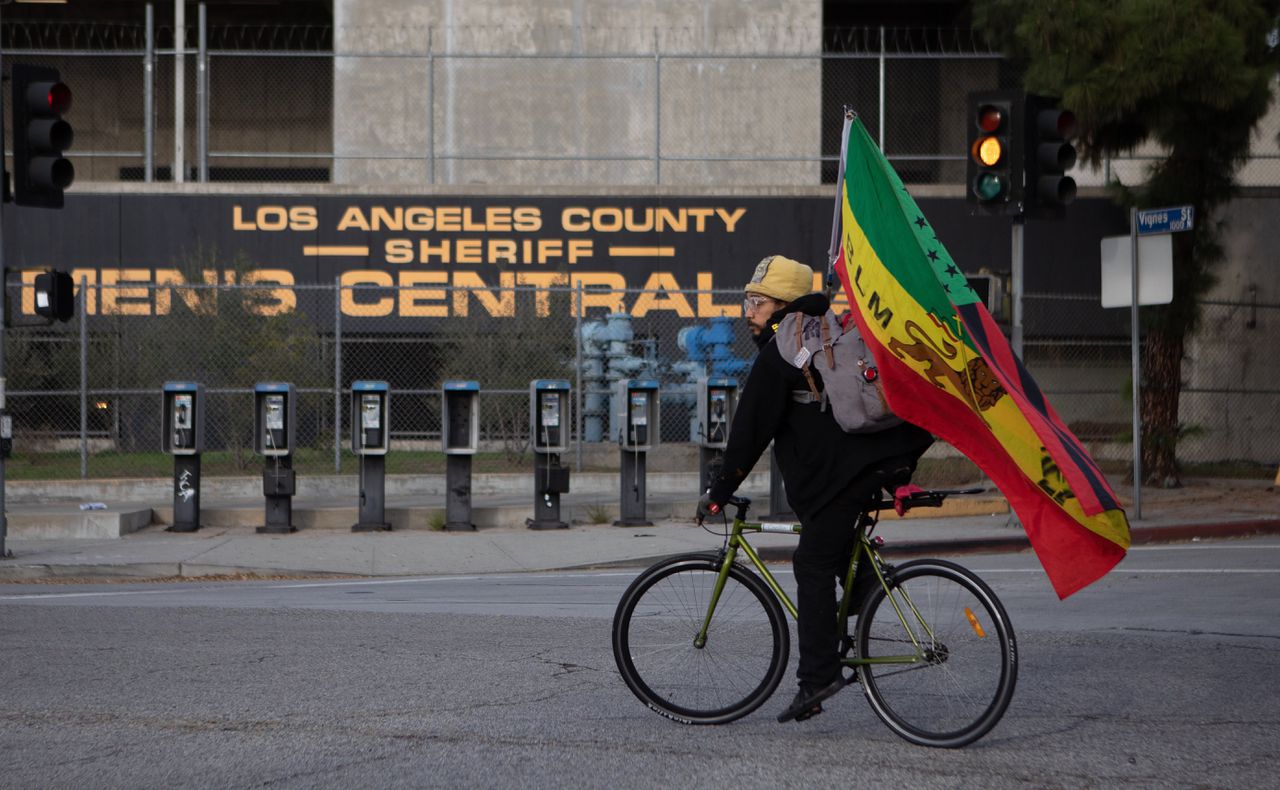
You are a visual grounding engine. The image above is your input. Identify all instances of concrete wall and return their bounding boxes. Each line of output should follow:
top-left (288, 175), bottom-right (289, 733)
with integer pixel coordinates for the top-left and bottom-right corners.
top-left (1178, 195), bottom-right (1280, 464)
top-left (332, 0), bottom-right (822, 186)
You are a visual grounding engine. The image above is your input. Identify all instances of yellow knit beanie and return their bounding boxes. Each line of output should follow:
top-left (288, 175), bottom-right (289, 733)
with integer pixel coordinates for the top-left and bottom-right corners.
top-left (744, 255), bottom-right (814, 303)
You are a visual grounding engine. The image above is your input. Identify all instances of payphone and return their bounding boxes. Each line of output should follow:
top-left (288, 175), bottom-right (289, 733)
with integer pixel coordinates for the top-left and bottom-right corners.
top-left (527, 380), bottom-right (570, 530)
top-left (162, 382), bottom-right (205, 532)
top-left (532, 382), bottom-right (569, 454)
top-left (616, 379), bottom-right (659, 452)
top-left (614, 379), bottom-right (660, 526)
top-left (350, 381), bottom-right (392, 531)
top-left (696, 377), bottom-right (738, 492)
top-left (254, 382), bottom-right (297, 533)
top-left (351, 381), bottom-right (389, 456)
top-left (442, 380), bottom-right (480, 531)
top-left (254, 384), bottom-right (296, 457)
top-left (443, 381), bottom-right (480, 456)
top-left (164, 382), bottom-right (205, 456)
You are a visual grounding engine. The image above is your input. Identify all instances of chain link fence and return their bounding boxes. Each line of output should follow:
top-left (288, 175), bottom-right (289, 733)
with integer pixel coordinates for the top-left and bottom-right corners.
top-left (4, 24), bottom-right (1278, 187)
top-left (4, 280), bottom-right (1277, 479)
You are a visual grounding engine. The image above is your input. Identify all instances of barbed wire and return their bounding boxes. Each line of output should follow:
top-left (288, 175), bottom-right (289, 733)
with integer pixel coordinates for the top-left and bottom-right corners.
top-left (1, 20), bottom-right (332, 51)
top-left (824, 27), bottom-right (998, 56)
top-left (2, 20), bottom-right (994, 56)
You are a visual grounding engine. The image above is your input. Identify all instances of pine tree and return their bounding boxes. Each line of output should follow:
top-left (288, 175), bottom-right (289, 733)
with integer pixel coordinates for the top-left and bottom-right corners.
top-left (973, 0), bottom-right (1280, 485)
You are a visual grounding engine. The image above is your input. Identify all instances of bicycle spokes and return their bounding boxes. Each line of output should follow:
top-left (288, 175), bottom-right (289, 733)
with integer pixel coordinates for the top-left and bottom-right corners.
top-left (855, 560), bottom-right (1017, 748)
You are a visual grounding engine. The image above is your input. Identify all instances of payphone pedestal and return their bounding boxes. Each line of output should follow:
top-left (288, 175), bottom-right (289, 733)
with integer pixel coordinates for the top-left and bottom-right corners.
top-left (257, 455), bottom-right (297, 534)
top-left (527, 453), bottom-right (569, 530)
top-left (442, 381), bottom-right (479, 531)
top-left (698, 448), bottom-right (724, 493)
top-left (615, 450), bottom-right (652, 527)
top-left (445, 455), bottom-right (475, 531)
top-left (168, 454), bottom-right (202, 532)
top-left (163, 382), bottom-right (205, 531)
top-left (353, 455), bottom-right (392, 532)
top-left (766, 446), bottom-right (795, 520)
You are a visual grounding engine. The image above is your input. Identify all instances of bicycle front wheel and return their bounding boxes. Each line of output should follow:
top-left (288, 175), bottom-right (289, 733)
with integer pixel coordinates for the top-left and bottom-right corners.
top-left (856, 559), bottom-right (1017, 748)
top-left (612, 554), bottom-right (789, 725)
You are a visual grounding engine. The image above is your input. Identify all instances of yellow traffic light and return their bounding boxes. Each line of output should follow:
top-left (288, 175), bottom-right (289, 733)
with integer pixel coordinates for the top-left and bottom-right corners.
top-left (974, 135), bottom-right (1003, 167)
top-left (966, 92), bottom-right (1020, 212)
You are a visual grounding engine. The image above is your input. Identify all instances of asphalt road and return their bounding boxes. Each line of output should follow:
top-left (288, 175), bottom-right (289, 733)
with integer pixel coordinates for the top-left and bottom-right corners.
top-left (1, 539), bottom-right (1277, 789)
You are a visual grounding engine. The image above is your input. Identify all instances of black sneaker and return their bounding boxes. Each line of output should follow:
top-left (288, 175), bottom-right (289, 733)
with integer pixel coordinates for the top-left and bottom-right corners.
top-left (776, 678), bottom-right (846, 723)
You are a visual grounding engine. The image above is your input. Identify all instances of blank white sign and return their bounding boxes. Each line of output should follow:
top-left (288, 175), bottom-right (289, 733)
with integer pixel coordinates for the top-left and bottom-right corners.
top-left (1100, 233), bottom-right (1173, 308)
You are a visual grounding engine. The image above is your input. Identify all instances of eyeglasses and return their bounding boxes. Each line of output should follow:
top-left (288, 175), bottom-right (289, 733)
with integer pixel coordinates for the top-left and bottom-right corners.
top-left (743, 295), bottom-right (773, 313)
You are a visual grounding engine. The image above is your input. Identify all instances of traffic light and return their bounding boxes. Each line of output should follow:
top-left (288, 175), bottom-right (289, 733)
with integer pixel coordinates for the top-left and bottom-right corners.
top-left (1023, 94), bottom-right (1078, 219)
top-left (34, 270), bottom-right (75, 322)
top-left (11, 63), bottom-right (75, 209)
top-left (966, 90), bottom-right (1021, 215)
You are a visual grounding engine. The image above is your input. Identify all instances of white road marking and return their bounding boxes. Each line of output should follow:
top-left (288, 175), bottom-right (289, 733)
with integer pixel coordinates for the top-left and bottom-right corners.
top-left (0, 570), bottom-right (640, 600)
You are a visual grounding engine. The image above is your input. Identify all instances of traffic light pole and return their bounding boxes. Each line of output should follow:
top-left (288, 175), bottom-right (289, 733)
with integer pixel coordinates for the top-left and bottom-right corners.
top-left (1, 23), bottom-right (9, 560)
top-left (1, 208), bottom-right (8, 560)
top-left (1129, 207), bottom-right (1143, 520)
top-left (1010, 216), bottom-right (1025, 359)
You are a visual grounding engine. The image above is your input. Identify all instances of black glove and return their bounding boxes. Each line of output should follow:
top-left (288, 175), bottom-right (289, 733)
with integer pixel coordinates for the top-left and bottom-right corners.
top-left (696, 493), bottom-right (721, 523)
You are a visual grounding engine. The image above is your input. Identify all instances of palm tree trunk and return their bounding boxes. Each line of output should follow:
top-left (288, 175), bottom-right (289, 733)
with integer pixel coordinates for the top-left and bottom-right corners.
top-left (1141, 326), bottom-right (1184, 487)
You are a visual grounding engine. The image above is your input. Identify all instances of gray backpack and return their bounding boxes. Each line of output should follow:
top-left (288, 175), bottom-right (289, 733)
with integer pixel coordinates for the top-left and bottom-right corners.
top-left (773, 309), bottom-right (902, 434)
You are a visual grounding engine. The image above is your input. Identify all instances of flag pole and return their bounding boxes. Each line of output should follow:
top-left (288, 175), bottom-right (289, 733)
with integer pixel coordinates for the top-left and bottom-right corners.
top-left (825, 107), bottom-right (856, 299)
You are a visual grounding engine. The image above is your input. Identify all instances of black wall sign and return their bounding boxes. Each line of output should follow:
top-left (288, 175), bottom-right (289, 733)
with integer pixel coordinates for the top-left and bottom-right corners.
top-left (3, 193), bottom-right (1127, 331)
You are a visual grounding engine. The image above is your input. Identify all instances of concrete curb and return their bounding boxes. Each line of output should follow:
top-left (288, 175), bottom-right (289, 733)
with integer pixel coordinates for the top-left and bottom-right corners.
top-left (0, 563), bottom-right (186, 581)
top-left (6, 519), bottom-right (1275, 583)
top-left (1127, 519), bottom-right (1280, 544)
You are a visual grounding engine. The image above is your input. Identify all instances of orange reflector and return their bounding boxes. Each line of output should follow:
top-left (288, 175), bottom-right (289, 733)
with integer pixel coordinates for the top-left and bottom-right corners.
top-left (964, 606), bottom-right (986, 638)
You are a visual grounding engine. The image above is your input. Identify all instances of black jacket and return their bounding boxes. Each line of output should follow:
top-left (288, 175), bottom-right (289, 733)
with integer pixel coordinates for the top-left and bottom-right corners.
top-left (708, 293), bottom-right (934, 520)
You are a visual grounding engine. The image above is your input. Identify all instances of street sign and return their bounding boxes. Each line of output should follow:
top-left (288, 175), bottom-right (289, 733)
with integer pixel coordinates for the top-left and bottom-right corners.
top-left (1123, 204), bottom-right (1192, 521)
top-left (1136, 205), bottom-right (1194, 235)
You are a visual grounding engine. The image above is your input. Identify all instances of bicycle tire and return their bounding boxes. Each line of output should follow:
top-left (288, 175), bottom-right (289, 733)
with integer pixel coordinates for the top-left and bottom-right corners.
top-left (855, 559), bottom-right (1017, 748)
top-left (612, 553), bottom-right (790, 725)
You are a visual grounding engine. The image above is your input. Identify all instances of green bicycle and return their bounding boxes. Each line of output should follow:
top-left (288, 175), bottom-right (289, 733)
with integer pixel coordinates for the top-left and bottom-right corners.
top-left (611, 487), bottom-right (1017, 748)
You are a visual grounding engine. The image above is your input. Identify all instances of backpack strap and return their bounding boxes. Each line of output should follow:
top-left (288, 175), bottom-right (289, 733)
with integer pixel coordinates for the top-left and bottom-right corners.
top-left (795, 315), bottom-right (822, 399)
top-left (820, 315), bottom-right (835, 368)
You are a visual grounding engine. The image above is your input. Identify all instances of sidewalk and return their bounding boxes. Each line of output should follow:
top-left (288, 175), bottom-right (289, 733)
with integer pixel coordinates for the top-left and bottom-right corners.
top-left (1, 474), bottom-right (1276, 582)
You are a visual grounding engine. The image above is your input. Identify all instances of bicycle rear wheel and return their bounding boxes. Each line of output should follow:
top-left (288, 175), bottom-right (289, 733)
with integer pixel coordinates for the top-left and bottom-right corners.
top-left (855, 559), bottom-right (1017, 748)
top-left (612, 554), bottom-right (789, 725)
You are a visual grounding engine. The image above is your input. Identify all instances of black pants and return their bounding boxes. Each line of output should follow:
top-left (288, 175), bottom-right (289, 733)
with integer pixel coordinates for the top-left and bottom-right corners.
top-left (792, 457), bottom-right (915, 688)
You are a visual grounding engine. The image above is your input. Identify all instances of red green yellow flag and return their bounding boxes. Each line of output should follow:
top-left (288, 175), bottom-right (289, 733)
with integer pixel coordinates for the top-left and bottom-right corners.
top-left (835, 115), bottom-right (1130, 599)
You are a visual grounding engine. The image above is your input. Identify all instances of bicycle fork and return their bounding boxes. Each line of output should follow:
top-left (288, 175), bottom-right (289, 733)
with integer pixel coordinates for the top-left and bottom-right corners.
top-left (694, 532), bottom-right (798, 649)
top-left (693, 543), bottom-right (740, 650)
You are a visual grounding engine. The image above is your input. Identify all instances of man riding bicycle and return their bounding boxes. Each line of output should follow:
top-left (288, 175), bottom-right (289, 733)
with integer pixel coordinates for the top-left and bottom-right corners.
top-left (697, 254), bottom-right (934, 723)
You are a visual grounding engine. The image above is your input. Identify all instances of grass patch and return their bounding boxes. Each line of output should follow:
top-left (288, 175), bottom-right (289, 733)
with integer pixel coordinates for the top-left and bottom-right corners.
top-left (1178, 460), bottom-right (1277, 480)
top-left (1093, 458), bottom-right (1275, 481)
top-left (584, 501), bottom-right (613, 524)
top-left (2, 449), bottom-right (564, 480)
